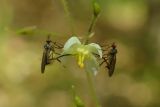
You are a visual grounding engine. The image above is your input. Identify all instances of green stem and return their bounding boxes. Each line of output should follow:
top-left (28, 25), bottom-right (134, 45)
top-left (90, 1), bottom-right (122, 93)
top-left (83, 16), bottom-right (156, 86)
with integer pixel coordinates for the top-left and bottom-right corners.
top-left (61, 0), bottom-right (75, 34)
top-left (84, 13), bottom-right (99, 45)
top-left (84, 16), bottom-right (97, 45)
top-left (84, 0), bottom-right (101, 44)
top-left (86, 71), bottom-right (101, 107)
top-left (88, 16), bottom-right (96, 34)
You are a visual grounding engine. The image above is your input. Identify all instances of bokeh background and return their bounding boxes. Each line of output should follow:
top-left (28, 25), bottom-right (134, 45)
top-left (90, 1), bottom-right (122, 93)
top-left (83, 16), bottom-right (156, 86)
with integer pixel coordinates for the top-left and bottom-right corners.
top-left (0, 0), bottom-right (160, 107)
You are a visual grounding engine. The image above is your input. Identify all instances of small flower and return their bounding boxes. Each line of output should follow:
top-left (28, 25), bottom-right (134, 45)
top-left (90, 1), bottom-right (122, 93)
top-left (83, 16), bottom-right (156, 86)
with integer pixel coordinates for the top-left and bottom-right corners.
top-left (62, 36), bottom-right (102, 75)
top-left (77, 46), bottom-right (89, 68)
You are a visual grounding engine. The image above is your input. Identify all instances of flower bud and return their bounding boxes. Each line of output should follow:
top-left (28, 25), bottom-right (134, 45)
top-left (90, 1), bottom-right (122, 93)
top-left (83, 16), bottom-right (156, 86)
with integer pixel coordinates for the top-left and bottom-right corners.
top-left (93, 2), bottom-right (101, 17)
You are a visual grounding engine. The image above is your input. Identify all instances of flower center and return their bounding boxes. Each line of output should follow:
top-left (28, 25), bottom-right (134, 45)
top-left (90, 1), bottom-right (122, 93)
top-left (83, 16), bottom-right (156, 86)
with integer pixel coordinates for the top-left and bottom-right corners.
top-left (77, 47), bottom-right (89, 68)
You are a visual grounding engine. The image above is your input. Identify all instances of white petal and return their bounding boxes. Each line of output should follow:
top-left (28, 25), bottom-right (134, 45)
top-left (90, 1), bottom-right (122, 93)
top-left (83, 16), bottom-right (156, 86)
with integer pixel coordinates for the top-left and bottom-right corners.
top-left (84, 55), bottom-right (99, 76)
top-left (63, 36), bottom-right (81, 51)
top-left (87, 43), bottom-right (102, 58)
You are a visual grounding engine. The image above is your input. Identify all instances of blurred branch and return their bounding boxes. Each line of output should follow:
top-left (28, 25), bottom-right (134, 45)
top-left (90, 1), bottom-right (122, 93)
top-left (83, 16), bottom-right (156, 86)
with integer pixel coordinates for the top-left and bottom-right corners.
top-left (61, 0), bottom-right (75, 35)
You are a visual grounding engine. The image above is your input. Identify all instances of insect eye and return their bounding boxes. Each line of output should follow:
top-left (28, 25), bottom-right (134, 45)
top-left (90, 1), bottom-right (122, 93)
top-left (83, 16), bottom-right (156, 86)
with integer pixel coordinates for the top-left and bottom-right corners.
top-left (111, 43), bottom-right (116, 48)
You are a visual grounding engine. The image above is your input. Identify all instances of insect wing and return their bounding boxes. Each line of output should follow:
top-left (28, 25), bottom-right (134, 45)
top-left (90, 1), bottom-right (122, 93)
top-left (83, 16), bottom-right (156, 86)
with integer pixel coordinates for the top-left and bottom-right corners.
top-left (41, 50), bottom-right (47, 73)
top-left (108, 55), bottom-right (116, 77)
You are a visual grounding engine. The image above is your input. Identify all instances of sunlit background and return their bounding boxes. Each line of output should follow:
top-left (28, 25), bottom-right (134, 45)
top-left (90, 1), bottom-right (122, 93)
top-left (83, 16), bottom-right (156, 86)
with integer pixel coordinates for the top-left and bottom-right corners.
top-left (0, 0), bottom-right (160, 107)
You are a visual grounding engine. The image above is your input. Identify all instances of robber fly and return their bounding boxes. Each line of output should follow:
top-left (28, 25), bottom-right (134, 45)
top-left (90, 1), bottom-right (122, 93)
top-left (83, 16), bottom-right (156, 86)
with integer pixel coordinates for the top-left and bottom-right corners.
top-left (100, 43), bottom-right (117, 77)
top-left (41, 35), bottom-right (63, 73)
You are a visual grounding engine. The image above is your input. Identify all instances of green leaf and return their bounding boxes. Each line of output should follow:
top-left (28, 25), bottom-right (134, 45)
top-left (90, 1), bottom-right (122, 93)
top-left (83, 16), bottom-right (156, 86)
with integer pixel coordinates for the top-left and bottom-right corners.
top-left (84, 54), bottom-right (99, 76)
top-left (16, 26), bottom-right (37, 35)
top-left (63, 36), bottom-right (81, 51)
top-left (16, 26), bottom-right (59, 37)
top-left (87, 43), bottom-right (102, 58)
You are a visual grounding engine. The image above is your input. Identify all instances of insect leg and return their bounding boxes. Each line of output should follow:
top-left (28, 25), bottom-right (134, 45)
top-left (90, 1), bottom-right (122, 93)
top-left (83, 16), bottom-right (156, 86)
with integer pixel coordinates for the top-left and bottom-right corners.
top-left (99, 57), bottom-right (108, 66)
top-left (99, 60), bottom-right (105, 66)
top-left (52, 42), bottom-right (63, 49)
top-left (52, 54), bottom-right (73, 63)
top-left (56, 58), bottom-right (61, 63)
top-left (54, 52), bottom-right (61, 55)
top-left (55, 54), bottom-right (73, 59)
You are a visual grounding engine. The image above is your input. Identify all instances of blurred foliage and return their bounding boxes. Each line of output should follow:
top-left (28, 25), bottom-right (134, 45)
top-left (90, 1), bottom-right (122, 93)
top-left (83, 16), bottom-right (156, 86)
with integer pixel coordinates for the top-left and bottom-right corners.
top-left (0, 0), bottom-right (160, 107)
top-left (71, 85), bottom-right (85, 107)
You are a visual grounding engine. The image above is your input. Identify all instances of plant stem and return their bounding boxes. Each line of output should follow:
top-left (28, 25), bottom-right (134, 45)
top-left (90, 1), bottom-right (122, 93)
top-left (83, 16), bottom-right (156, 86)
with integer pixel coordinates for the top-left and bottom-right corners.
top-left (61, 0), bottom-right (75, 34)
top-left (85, 12), bottom-right (99, 45)
top-left (84, 16), bottom-right (97, 45)
top-left (86, 71), bottom-right (101, 107)
top-left (88, 16), bottom-right (97, 34)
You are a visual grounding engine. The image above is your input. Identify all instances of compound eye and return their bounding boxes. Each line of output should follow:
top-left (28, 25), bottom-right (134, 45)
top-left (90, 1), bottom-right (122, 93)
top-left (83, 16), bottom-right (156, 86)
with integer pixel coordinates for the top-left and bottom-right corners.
top-left (112, 43), bottom-right (116, 48)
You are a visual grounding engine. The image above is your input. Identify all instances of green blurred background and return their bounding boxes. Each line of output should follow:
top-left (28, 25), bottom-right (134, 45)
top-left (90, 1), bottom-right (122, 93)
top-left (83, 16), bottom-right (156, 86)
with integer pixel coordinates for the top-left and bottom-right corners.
top-left (0, 0), bottom-right (160, 107)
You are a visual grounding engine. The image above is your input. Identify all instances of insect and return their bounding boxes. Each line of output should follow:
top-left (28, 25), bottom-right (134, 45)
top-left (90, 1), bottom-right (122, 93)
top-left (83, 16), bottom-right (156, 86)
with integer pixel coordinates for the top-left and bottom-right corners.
top-left (41, 35), bottom-right (63, 73)
top-left (100, 43), bottom-right (117, 77)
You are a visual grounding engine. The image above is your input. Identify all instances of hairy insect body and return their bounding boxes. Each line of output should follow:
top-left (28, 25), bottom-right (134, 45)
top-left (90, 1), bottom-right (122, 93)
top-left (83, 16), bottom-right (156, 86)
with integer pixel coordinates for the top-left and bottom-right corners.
top-left (41, 36), bottom-right (56, 73)
top-left (44, 44), bottom-right (51, 50)
top-left (41, 35), bottom-right (64, 74)
top-left (106, 46), bottom-right (117, 77)
top-left (41, 42), bottom-right (53, 73)
top-left (45, 45), bottom-right (52, 63)
top-left (100, 43), bottom-right (117, 77)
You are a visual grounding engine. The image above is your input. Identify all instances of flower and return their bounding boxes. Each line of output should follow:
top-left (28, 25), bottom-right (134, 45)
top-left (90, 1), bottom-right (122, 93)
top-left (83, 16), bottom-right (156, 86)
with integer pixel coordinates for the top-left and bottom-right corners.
top-left (62, 36), bottom-right (102, 75)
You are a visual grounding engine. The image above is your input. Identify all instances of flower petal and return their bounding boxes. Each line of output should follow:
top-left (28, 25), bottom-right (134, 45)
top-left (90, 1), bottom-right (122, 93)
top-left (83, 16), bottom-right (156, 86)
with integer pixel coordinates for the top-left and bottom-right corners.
top-left (62, 44), bottom-right (80, 55)
top-left (63, 36), bottom-right (81, 51)
top-left (87, 43), bottom-right (102, 58)
top-left (84, 54), bottom-right (99, 76)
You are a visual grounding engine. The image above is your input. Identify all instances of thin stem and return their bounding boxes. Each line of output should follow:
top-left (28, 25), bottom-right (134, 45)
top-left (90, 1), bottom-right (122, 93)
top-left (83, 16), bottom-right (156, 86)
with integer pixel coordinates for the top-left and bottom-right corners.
top-left (83, 0), bottom-right (101, 44)
top-left (88, 16), bottom-right (97, 34)
top-left (86, 71), bottom-right (101, 107)
top-left (61, 0), bottom-right (75, 34)
top-left (84, 16), bottom-right (97, 45)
